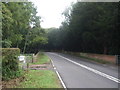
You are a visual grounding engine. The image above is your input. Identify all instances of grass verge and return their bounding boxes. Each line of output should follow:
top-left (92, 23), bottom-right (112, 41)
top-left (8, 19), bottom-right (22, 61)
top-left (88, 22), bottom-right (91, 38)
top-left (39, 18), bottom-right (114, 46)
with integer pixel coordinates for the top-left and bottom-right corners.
top-left (14, 52), bottom-right (62, 88)
top-left (63, 51), bottom-right (111, 64)
top-left (32, 52), bottom-right (50, 65)
top-left (14, 70), bottom-right (62, 88)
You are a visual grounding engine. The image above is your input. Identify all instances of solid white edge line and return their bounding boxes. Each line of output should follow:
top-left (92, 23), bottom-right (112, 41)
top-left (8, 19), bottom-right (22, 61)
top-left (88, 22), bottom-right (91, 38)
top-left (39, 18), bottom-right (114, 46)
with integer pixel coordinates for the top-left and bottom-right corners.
top-left (49, 56), bottom-right (67, 90)
top-left (51, 53), bottom-right (120, 83)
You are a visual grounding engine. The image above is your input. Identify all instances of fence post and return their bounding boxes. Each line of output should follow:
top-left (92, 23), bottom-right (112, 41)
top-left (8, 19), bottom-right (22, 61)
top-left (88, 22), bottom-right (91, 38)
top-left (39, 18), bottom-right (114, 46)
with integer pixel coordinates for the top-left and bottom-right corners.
top-left (27, 63), bottom-right (29, 72)
top-left (32, 54), bottom-right (34, 63)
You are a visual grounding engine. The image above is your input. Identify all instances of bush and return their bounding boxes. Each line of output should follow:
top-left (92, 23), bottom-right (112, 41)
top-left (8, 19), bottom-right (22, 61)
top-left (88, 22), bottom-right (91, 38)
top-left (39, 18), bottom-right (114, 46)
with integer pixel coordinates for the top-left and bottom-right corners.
top-left (1, 48), bottom-right (21, 80)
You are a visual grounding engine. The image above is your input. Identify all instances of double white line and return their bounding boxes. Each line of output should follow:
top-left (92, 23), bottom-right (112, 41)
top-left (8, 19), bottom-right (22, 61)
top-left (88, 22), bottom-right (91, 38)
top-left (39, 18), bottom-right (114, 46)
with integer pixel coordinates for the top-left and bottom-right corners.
top-left (51, 53), bottom-right (120, 83)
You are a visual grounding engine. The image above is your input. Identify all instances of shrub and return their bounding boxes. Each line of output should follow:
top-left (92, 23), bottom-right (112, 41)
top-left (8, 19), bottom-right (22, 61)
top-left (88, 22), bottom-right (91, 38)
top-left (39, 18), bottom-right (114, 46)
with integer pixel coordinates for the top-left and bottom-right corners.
top-left (1, 48), bottom-right (21, 80)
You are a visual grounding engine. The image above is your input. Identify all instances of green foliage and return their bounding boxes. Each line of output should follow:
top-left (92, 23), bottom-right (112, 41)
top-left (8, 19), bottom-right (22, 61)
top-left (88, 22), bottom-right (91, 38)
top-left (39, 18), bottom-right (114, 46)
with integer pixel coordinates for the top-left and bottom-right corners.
top-left (45, 2), bottom-right (119, 55)
top-left (2, 2), bottom-right (32, 47)
top-left (32, 36), bottom-right (48, 45)
top-left (2, 48), bottom-right (22, 81)
top-left (2, 39), bottom-right (12, 48)
top-left (25, 28), bottom-right (48, 53)
top-left (2, 2), bottom-right (48, 53)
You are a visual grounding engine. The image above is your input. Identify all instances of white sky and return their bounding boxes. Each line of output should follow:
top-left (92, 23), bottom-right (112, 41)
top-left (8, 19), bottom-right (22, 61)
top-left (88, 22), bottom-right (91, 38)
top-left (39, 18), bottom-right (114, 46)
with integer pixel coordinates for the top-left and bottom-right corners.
top-left (30, 0), bottom-right (77, 28)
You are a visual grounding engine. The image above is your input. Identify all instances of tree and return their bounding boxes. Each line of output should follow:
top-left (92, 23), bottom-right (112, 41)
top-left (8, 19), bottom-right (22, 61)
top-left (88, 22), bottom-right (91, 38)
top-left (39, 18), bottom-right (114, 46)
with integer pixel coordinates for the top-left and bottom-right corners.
top-left (2, 2), bottom-right (48, 53)
top-left (45, 2), bottom-right (119, 55)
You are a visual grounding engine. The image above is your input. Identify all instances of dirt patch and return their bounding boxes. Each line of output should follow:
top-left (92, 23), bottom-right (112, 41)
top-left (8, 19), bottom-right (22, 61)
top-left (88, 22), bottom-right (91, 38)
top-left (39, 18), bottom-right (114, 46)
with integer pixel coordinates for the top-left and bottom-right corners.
top-left (80, 53), bottom-right (116, 64)
top-left (1, 76), bottom-right (25, 88)
top-left (29, 63), bottom-right (54, 70)
top-left (87, 54), bottom-right (115, 63)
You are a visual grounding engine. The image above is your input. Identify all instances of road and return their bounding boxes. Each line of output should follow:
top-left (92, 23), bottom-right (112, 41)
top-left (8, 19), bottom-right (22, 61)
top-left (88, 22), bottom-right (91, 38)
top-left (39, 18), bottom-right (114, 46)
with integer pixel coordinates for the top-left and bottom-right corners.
top-left (45, 52), bottom-right (119, 89)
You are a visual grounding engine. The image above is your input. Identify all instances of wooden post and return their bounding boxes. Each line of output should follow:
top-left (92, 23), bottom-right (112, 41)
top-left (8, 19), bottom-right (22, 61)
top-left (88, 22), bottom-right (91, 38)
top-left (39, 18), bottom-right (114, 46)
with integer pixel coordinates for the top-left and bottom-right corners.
top-left (27, 63), bottom-right (29, 72)
top-left (32, 54), bottom-right (34, 63)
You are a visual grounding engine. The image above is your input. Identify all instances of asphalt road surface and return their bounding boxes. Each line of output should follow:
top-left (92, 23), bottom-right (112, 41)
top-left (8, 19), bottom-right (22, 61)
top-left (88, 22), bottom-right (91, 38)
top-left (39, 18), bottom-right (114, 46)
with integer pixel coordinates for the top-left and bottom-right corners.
top-left (45, 52), bottom-right (119, 89)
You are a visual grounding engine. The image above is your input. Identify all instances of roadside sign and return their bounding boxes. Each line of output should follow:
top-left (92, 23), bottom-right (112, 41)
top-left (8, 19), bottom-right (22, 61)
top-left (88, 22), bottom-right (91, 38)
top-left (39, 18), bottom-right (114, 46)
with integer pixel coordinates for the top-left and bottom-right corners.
top-left (18, 56), bottom-right (26, 63)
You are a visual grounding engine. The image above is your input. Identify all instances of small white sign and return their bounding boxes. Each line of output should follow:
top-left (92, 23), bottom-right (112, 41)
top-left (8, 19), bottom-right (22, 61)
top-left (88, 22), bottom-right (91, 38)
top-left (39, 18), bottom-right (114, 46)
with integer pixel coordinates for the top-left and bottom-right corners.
top-left (18, 56), bottom-right (25, 62)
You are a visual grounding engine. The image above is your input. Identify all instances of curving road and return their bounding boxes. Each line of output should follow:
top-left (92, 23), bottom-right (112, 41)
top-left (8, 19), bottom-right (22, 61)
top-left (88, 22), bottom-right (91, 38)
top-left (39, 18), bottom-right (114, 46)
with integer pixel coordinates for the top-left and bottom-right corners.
top-left (45, 52), bottom-right (119, 89)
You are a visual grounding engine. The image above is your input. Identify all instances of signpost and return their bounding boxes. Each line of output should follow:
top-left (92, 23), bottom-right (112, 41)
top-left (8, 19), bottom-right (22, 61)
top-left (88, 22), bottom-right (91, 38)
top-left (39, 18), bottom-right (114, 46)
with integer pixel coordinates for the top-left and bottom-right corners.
top-left (18, 55), bottom-right (26, 70)
top-left (18, 56), bottom-right (26, 63)
top-left (18, 54), bottom-right (34, 71)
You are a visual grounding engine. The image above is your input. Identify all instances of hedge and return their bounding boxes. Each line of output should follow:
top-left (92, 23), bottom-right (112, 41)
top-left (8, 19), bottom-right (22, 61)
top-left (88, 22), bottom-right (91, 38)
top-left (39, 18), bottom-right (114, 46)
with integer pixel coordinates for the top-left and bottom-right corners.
top-left (1, 48), bottom-right (21, 80)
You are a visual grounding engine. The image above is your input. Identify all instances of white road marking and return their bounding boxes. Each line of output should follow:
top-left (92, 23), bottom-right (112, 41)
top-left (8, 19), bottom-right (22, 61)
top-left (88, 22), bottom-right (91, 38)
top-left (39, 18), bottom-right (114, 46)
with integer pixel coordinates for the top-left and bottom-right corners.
top-left (49, 56), bottom-right (67, 89)
top-left (50, 53), bottom-right (120, 83)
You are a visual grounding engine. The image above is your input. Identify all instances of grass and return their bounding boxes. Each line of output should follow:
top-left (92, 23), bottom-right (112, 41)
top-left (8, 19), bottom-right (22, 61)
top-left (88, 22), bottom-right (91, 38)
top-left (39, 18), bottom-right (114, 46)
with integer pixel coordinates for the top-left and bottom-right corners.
top-left (15, 70), bottom-right (62, 88)
top-left (32, 52), bottom-right (50, 65)
top-left (21, 52), bottom-right (50, 65)
top-left (14, 52), bottom-right (62, 88)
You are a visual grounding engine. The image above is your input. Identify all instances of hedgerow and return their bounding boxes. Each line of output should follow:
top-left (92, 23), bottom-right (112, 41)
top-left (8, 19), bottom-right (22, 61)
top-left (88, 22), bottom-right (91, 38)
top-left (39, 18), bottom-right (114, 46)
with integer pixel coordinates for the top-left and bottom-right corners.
top-left (2, 48), bottom-right (22, 81)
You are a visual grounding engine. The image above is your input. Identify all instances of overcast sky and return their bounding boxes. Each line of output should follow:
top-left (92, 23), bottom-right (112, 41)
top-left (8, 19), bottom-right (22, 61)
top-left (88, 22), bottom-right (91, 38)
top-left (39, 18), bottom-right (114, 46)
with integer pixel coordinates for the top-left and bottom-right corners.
top-left (30, 0), bottom-right (77, 28)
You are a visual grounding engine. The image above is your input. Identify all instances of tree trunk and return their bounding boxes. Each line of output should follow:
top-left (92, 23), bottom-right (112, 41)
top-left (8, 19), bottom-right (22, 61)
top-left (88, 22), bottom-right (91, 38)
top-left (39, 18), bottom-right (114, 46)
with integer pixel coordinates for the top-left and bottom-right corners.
top-left (103, 46), bottom-right (107, 54)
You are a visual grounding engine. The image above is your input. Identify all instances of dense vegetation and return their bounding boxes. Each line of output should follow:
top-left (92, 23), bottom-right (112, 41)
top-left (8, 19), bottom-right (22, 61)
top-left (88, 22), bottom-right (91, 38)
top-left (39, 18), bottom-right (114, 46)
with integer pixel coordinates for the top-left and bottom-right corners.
top-left (2, 48), bottom-right (21, 80)
top-left (2, 2), bottom-right (120, 55)
top-left (2, 2), bottom-right (47, 53)
top-left (45, 2), bottom-right (120, 55)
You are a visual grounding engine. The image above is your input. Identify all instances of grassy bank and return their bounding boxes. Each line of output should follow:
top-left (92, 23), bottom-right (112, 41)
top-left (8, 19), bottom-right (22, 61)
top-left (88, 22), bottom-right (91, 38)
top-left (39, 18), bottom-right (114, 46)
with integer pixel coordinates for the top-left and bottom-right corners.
top-left (79, 55), bottom-right (111, 64)
top-left (14, 52), bottom-right (62, 88)
top-left (63, 51), bottom-right (112, 64)
top-left (15, 70), bottom-right (62, 88)
top-left (32, 52), bottom-right (50, 65)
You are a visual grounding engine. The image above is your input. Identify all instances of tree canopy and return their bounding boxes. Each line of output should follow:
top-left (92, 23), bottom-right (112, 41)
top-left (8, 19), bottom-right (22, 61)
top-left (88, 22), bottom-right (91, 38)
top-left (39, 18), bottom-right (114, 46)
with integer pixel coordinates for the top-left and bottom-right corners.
top-left (2, 2), bottom-right (120, 55)
top-left (45, 2), bottom-right (119, 55)
top-left (2, 2), bottom-right (47, 53)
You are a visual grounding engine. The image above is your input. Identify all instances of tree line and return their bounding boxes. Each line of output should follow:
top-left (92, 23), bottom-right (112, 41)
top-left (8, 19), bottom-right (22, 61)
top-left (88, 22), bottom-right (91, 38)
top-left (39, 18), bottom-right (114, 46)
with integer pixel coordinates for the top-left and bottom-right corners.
top-left (2, 2), bottom-right (47, 53)
top-left (45, 2), bottom-right (120, 55)
top-left (2, 2), bottom-right (120, 55)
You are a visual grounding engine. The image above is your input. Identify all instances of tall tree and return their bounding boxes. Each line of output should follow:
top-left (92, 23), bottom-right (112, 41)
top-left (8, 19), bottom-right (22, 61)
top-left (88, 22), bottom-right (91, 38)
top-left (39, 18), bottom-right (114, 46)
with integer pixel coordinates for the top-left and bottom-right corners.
top-left (45, 2), bottom-right (119, 55)
top-left (2, 2), bottom-right (48, 53)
